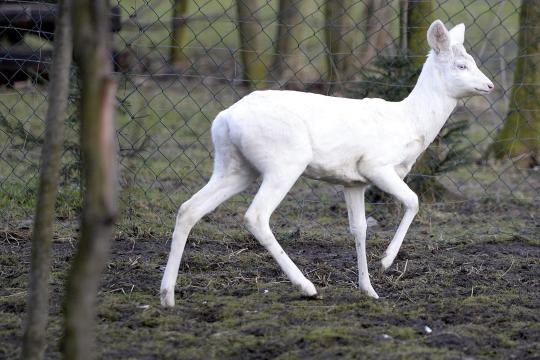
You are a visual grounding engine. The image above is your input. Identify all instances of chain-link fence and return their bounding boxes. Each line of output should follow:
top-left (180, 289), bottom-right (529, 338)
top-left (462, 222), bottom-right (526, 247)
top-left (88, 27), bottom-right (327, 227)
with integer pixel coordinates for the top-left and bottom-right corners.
top-left (0, 0), bottom-right (538, 238)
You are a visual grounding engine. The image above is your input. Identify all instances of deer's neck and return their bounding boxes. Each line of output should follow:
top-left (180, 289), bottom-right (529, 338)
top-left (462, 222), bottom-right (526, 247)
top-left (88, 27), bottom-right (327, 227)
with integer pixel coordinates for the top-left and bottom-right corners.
top-left (402, 54), bottom-right (458, 145)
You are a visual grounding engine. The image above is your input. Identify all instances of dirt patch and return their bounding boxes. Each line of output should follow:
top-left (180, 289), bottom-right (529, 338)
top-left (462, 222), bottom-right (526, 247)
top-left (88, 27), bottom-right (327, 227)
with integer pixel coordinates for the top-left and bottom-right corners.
top-left (1, 199), bottom-right (539, 359)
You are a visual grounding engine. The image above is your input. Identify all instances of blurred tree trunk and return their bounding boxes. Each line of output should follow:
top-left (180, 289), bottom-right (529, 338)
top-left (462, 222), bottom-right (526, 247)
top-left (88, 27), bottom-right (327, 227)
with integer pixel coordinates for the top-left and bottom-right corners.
top-left (407, 0), bottom-right (433, 68)
top-left (399, 0), bottom-right (407, 52)
top-left (272, 0), bottom-right (306, 85)
top-left (170, 0), bottom-right (189, 67)
top-left (21, 0), bottom-right (73, 359)
top-left (486, 0), bottom-right (540, 168)
top-left (406, 0), bottom-right (453, 201)
top-left (357, 0), bottom-right (393, 67)
top-left (324, 0), bottom-right (353, 83)
top-left (61, 0), bottom-right (118, 359)
top-left (236, 0), bottom-right (266, 88)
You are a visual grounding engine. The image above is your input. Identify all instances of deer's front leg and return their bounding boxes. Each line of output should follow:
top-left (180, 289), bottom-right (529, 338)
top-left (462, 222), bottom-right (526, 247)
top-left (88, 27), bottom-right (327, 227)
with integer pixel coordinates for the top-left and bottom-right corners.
top-left (344, 186), bottom-right (379, 299)
top-left (368, 167), bottom-right (419, 271)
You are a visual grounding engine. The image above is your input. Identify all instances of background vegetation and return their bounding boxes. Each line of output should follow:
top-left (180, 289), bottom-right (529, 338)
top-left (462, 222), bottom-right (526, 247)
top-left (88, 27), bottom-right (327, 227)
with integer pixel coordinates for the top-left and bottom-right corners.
top-left (0, 0), bottom-right (538, 358)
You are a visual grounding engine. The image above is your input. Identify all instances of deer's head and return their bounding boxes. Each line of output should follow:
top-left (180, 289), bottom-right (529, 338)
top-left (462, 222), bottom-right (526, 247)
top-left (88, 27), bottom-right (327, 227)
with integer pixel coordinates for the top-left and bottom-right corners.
top-left (427, 20), bottom-right (494, 99)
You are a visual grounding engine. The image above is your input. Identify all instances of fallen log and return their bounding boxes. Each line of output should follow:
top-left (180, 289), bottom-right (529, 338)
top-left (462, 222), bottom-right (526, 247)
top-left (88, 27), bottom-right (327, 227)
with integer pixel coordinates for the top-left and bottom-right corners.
top-left (0, 2), bottom-right (121, 43)
top-left (0, 48), bottom-right (51, 85)
top-left (0, 49), bottom-right (128, 85)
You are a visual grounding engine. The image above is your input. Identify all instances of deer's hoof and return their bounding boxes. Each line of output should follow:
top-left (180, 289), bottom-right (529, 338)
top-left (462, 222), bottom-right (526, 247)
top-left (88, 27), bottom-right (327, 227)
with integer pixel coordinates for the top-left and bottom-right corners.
top-left (380, 255), bottom-right (395, 271)
top-left (360, 282), bottom-right (379, 299)
top-left (160, 288), bottom-right (175, 307)
top-left (299, 280), bottom-right (318, 298)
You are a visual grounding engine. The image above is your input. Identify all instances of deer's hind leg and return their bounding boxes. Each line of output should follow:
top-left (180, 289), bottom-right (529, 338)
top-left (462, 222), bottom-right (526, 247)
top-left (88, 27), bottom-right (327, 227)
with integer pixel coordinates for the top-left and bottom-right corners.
top-left (160, 148), bottom-right (256, 307)
top-left (244, 165), bottom-right (317, 297)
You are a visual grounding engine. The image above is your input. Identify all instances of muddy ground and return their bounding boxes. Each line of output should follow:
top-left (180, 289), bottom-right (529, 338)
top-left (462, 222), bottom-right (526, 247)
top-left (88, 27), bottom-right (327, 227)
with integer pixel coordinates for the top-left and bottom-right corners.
top-left (1, 198), bottom-right (539, 359)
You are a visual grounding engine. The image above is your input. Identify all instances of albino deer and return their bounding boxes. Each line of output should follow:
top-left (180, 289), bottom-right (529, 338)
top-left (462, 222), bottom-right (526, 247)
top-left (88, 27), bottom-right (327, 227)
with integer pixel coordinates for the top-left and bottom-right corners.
top-left (160, 20), bottom-right (493, 306)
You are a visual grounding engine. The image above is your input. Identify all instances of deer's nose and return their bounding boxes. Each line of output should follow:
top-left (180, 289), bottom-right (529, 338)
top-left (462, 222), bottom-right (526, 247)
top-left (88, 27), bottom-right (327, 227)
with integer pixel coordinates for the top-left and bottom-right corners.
top-left (487, 82), bottom-right (494, 90)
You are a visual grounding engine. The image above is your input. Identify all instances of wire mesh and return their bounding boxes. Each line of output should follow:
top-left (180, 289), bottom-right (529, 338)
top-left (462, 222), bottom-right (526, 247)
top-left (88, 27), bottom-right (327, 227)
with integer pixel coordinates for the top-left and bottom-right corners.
top-left (0, 0), bottom-right (538, 238)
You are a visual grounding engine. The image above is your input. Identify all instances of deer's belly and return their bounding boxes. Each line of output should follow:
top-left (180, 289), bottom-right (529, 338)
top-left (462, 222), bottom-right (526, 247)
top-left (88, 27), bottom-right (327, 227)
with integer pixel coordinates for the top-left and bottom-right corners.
top-left (302, 134), bottom-right (426, 185)
top-left (304, 159), bottom-right (368, 186)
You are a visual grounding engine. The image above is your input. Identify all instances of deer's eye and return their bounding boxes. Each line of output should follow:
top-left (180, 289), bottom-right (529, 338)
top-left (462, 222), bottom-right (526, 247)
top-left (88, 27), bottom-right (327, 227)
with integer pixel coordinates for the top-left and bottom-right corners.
top-left (457, 64), bottom-right (467, 70)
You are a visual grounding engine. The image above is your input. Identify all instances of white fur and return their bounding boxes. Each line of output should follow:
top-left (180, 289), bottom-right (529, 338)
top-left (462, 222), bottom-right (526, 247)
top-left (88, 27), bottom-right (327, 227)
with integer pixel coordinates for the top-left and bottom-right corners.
top-left (160, 20), bottom-right (493, 306)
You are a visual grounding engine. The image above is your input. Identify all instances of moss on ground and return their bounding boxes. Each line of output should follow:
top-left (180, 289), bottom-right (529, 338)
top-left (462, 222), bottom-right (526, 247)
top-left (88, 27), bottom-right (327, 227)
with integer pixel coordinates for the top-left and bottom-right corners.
top-left (1, 198), bottom-right (538, 359)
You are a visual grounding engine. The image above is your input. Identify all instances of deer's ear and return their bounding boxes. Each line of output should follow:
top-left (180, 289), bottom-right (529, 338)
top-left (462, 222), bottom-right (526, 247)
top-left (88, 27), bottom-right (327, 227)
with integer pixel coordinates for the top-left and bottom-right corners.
top-left (448, 23), bottom-right (465, 45)
top-left (427, 20), bottom-right (451, 53)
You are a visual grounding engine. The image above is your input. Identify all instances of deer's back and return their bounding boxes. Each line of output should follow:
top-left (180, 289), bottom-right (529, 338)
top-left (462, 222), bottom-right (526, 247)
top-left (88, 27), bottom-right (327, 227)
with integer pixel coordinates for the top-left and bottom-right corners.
top-left (222, 90), bottom-right (420, 183)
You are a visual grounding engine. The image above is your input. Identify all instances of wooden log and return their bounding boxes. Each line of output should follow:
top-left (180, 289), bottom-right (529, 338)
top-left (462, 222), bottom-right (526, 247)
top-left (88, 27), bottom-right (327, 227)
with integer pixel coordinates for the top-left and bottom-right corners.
top-left (0, 49), bottom-right (127, 85)
top-left (0, 49), bottom-right (52, 85)
top-left (0, 2), bottom-right (121, 43)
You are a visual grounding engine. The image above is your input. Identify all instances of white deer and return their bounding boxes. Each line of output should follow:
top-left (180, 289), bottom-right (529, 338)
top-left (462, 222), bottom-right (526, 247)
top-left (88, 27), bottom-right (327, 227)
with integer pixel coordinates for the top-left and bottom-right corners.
top-left (160, 20), bottom-right (493, 306)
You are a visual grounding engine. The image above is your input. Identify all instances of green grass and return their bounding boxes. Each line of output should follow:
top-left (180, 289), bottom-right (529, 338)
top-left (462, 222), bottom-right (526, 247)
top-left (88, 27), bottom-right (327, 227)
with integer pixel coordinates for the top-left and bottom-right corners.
top-left (0, 0), bottom-right (532, 236)
top-left (1, 198), bottom-right (538, 359)
top-left (0, 4), bottom-right (537, 357)
top-left (2, 77), bottom-right (537, 241)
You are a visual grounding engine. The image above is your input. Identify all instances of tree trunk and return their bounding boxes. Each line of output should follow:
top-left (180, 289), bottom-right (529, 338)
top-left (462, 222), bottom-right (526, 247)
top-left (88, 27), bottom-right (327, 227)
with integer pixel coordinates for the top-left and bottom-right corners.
top-left (324, 0), bottom-right (353, 83)
top-left (487, 0), bottom-right (540, 168)
top-left (61, 1), bottom-right (118, 359)
top-left (236, 0), bottom-right (266, 88)
top-left (357, 0), bottom-right (393, 68)
top-left (399, 0), bottom-right (407, 52)
top-left (271, 0), bottom-right (306, 85)
top-left (407, 0), bottom-right (433, 68)
top-left (170, 0), bottom-right (189, 67)
top-left (406, 0), bottom-right (455, 201)
top-left (21, 1), bottom-right (73, 359)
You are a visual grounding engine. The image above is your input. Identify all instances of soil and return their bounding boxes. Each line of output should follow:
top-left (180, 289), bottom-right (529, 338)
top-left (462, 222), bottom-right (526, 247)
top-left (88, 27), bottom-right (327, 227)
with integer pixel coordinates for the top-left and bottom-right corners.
top-left (1, 198), bottom-right (539, 359)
